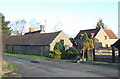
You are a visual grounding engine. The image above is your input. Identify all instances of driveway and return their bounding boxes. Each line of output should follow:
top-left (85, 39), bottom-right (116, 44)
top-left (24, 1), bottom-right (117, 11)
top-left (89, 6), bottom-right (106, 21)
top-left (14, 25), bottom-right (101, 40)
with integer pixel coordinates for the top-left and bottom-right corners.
top-left (4, 56), bottom-right (118, 77)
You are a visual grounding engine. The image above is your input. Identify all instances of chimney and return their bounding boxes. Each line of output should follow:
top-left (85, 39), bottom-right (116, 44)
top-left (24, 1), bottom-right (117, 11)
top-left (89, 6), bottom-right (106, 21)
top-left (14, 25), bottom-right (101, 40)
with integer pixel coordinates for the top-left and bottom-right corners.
top-left (91, 33), bottom-right (94, 37)
top-left (29, 27), bottom-right (34, 32)
top-left (40, 25), bottom-right (45, 33)
top-left (99, 25), bottom-right (102, 28)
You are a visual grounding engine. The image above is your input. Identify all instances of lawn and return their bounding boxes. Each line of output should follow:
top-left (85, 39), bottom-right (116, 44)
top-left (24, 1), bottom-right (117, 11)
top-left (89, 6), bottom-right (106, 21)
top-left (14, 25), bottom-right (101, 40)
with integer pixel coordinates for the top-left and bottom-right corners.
top-left (3, 52), bottom-right (50, 59)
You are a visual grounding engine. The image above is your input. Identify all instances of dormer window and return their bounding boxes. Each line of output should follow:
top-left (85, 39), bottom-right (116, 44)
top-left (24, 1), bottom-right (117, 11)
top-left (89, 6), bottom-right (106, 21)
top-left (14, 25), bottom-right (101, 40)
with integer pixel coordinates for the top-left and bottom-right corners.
top-left (80, 34), bottom-right (84, 39)
top-left (80, 36), bottom-right (83, 39)
top-left (105, 36), bottom-right (107, 40)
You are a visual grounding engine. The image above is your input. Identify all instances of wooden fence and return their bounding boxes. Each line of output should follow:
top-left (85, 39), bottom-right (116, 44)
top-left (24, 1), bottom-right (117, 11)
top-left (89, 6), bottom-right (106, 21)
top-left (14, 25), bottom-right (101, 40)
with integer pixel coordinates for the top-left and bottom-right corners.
top-left (94, 48), bottom-right (119, 63)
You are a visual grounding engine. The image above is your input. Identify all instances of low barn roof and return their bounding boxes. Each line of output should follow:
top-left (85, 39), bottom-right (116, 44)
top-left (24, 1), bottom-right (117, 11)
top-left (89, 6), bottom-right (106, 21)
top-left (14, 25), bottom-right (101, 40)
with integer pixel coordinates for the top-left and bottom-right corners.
top-left (5, 31), bottom-right (61, 46)
top-left (74, 28), bottom-right (100, 39)
top-left (112, 39), bottom-right (120, 49)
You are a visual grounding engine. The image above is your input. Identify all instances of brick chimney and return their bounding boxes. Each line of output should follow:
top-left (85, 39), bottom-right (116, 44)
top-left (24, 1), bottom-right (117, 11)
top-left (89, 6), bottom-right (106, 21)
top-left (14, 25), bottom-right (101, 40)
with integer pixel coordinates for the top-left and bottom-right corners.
top-left (40, 25), bottom-right (45, 33)
top-left (29, 27), bottom-right (34, 32)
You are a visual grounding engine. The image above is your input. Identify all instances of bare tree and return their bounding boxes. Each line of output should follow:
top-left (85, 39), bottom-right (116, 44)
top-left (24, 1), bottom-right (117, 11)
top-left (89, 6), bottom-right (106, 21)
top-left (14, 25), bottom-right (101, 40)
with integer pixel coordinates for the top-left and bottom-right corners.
top-left (29, 18), bottom-right (40, 30)
top-left (9, 19), bottom-right (26, 35)
top-left (54, 21), bottom-right (63, 31)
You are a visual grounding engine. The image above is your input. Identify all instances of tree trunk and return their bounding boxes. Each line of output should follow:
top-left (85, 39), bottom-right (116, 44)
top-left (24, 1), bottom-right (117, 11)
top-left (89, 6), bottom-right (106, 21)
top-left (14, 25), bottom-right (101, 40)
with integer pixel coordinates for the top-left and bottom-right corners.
top-left (0, 18), bottom-right (2, 75)
top-left (83, 49), bottom-right (84, 58)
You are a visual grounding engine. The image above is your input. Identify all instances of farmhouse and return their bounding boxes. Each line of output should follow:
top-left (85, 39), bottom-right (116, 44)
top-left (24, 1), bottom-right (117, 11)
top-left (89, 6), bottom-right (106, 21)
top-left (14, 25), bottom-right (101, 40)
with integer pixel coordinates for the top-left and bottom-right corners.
top-left (74, 26), bottom-right (118, 50)
top-left (5, 25), bottom-right (73, 57)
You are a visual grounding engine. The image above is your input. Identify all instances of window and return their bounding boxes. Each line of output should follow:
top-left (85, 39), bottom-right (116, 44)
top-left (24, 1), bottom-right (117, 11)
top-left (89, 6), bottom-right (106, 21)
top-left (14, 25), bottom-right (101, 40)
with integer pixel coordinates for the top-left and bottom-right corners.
top-left (105, 36), bottom-right (107, 40)
top-left (106, 44), bottom-right (108, 48)
top-left (80, 36), bottom-right (83, 39)
top-left (60, 40), bottom-right (64, 45)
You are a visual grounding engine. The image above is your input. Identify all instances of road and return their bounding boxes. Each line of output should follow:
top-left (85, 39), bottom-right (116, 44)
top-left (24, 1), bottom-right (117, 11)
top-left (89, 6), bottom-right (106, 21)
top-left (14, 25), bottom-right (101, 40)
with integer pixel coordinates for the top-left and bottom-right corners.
top-left (4, 56), bottom-right (118, 77)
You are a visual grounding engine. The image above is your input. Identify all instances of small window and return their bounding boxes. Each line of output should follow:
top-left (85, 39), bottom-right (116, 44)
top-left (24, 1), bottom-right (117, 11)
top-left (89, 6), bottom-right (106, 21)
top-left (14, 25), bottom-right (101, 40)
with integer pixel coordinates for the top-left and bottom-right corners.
top-left (80, 36), bottom-right (83, 39)
top-left (60, 40), bottom-right (64, 45)
top-left (106, 44), bottom-right (108, 48)
top-left (105, 36), bottom-right (107, 40)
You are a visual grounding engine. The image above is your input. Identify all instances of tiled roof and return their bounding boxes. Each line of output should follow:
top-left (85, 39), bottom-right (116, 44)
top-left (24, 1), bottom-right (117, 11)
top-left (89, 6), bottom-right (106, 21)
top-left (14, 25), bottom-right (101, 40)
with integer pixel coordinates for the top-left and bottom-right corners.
top-left (74, 28), bottom-right (100, 39)
top-left (104, 29), bottom-right (118, 39)
top-left (74, 28), bottom-right (118, 40)
top-left (5, 31), bottom-right (61, 46)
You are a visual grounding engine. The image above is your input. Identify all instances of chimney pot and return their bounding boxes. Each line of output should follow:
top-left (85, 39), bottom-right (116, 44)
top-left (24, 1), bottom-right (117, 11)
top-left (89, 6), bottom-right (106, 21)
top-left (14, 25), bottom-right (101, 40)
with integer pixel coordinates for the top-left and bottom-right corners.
top-left (40, 25), bottom-right (45, 33)
top-left (29, 27), bottom-right (34, 32)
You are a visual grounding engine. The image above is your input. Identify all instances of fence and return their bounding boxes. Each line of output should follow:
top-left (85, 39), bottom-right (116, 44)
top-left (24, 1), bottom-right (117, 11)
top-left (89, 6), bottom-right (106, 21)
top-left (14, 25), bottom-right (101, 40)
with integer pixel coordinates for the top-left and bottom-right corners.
top-left (94, 48), bottom-right (119, 63)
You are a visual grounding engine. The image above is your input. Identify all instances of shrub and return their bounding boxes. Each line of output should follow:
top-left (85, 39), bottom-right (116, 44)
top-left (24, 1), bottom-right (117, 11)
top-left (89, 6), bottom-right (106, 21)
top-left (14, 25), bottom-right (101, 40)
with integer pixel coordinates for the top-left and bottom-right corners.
top-left (61, 50), bottom-right (69, 59)
top-left (66, 47), bottom-right (79, 59)
top-left (53, 50), bottom-right (62, 59)
top-left (67, 47), bottom-right (79, 54)
top-left (49, 50), bottom-right (62, 59)
top-left (54, 42), bottom-right (63, 52)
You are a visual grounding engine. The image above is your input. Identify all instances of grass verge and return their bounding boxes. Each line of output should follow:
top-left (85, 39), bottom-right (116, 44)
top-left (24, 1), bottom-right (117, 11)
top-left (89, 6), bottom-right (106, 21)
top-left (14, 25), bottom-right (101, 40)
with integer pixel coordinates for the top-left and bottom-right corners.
top-left (2, 61), bottom-right (18, 74)
top-left (3, 52), bottom-right (50, 59)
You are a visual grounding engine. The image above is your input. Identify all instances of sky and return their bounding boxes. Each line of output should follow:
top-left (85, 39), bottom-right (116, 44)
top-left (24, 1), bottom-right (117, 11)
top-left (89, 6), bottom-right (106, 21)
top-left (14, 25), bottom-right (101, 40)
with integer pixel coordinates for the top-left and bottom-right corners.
top-left (0, 0), bottom-right (119, 38)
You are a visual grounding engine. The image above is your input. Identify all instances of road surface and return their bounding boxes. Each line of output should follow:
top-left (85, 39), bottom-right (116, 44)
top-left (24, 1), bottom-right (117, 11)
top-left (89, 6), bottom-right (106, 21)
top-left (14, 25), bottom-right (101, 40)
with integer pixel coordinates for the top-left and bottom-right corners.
top-left (4, 56), bottom-right (118, 77)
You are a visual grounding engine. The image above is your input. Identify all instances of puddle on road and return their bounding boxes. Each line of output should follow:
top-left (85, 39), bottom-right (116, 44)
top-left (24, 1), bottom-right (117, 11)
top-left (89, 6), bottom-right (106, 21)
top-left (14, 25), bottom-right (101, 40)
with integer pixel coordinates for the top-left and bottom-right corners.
top-left (4, 56), bottom-right (31, 63)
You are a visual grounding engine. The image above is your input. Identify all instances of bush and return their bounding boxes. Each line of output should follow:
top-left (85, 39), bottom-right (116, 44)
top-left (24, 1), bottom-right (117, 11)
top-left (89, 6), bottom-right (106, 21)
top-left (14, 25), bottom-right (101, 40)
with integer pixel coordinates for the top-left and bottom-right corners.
top-left (61, 50), bottom-right (69, 59)
top-left (67, 47), bottom-right (79, 54)
top-left (54, 42), bottom-right (63, 52)
top-left (61, 47), bottom-right (79, 59)
top-left (66, 47), bottom-right (79, 59)
top-left (49, 50), bottom-right (62, 59)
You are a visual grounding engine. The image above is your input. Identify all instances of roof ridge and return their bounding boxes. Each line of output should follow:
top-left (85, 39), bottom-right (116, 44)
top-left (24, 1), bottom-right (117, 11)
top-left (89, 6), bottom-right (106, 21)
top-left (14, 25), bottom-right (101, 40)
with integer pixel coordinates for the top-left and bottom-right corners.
top-left (80, 28), bottom-right (99, 31)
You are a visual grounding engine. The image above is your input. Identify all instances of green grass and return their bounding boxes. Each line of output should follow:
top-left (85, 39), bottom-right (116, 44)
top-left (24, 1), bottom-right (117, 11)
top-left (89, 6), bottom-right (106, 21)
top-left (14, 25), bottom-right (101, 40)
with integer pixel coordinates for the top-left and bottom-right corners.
top-left (3, 52), bottom-right (50, 59)
top-left (3, 61), bottom-right (18, 72)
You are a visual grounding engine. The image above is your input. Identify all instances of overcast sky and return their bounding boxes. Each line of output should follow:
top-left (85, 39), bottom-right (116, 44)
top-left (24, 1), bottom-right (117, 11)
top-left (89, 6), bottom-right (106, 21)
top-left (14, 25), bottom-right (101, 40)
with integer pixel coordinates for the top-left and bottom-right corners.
top-left (0, 0), bottom-right (119, 38)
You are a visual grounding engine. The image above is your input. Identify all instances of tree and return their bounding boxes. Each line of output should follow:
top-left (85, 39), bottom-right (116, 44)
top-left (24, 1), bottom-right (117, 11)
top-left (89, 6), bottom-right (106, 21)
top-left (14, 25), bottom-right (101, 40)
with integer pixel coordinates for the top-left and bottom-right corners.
top-left (0, 13), bottom-right (11, 52)
top-left (96, 19), bottom-right (105, 29)
top-left (0, 13), bottom-right (11, 36)
top-left (82, 32), bottom-right (94, 60)
top-left (9, 19), bottom-right (26, 35)
top-left (69, 37), bottom-right (73, 44)
top-left (54, 42), bottom-right (64, 52)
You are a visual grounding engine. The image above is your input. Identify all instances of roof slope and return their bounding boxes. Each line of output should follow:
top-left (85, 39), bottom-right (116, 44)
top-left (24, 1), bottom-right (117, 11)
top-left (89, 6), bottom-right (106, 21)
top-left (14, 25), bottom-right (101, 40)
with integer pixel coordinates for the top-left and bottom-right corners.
top-left (104, 29), bottom-right (118, 39)
top-left (74, 28), bottom-right (100, 39)
top-left (5, 31), bottom-right (61, 45)
top-left (112, 39), bottom-right (120, 49)
top-left (25, 30), bottom-right (45, 35)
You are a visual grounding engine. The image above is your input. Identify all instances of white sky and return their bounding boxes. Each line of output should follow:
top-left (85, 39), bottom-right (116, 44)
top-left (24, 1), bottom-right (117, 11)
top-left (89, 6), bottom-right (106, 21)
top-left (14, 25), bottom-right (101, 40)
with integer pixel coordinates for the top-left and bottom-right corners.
top-left (0, 0), bottom-right (119, 38)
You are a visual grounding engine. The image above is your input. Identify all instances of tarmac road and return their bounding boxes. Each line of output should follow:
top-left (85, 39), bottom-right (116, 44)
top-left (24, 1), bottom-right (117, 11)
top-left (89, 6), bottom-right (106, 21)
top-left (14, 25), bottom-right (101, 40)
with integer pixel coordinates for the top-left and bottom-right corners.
top-left (4, 56), bottom-right (119, 77)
